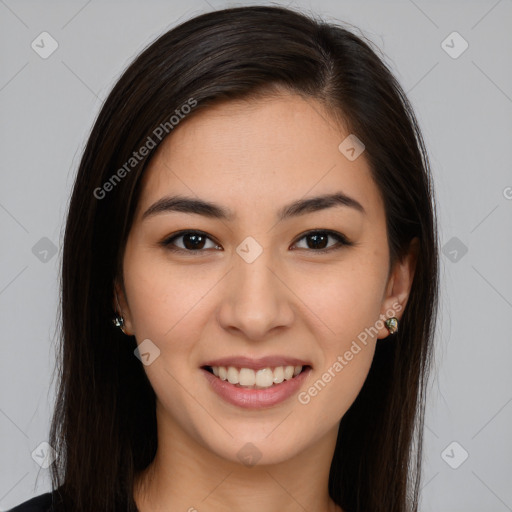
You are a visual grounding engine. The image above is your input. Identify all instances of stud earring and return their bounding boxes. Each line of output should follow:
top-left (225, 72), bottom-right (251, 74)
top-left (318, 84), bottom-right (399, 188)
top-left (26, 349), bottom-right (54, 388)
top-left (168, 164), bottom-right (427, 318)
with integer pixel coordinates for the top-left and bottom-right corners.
top-left (112, 312), bottom-right (126, 331)
top-left (112, 288), bottom-right (129, 335)
top-left (385, 317), bottom-right (399, 335)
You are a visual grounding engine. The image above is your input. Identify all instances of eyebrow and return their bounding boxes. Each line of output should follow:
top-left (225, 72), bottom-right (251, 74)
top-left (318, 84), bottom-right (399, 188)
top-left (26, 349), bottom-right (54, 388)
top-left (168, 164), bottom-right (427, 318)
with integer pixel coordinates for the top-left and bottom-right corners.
top-left (141, 191), bottom-right (365, 222)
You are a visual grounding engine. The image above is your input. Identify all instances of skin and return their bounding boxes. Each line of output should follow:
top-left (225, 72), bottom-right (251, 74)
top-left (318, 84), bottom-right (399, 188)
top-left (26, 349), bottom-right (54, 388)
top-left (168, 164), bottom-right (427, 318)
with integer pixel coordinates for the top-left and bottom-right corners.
top-left (114, 92), bottom-right (418, 512)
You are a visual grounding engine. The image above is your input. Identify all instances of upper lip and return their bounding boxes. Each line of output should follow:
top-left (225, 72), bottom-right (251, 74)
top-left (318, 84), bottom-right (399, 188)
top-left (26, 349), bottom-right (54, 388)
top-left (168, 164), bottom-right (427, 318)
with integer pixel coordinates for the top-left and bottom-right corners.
top-left (201, 356), bottom-right (312, 371)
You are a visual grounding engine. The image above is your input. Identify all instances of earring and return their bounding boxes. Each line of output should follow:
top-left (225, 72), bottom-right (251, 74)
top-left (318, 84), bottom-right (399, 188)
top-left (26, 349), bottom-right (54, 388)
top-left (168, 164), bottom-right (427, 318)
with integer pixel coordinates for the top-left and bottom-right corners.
top-left (112, 289), bottom-right (129, 335)
top-left (112, 313), bottom-right (126, 330)
top-left (385, 317), bottom-right (399, 335)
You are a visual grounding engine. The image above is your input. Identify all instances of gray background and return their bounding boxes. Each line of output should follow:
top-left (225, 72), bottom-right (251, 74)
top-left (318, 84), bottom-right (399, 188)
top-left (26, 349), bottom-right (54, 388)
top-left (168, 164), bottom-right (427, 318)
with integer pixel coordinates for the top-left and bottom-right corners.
top-left (1, 0), bottom-right (511, 510)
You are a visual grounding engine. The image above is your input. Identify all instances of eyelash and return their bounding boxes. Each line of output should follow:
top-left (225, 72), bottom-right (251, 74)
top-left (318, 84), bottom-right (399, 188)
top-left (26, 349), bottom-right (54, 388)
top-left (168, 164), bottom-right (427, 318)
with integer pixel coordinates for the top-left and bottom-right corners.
top-left (160, 229), bottom-right (353, 255)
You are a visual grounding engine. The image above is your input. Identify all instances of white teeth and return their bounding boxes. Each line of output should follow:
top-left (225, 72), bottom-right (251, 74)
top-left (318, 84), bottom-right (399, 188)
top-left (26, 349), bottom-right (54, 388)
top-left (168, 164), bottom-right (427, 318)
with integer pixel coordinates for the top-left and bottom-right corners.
top-left (284, 365), bottom-right (294, 380)
top-left (209, 365), bottom-right (305, 388)
top-left (273, 366), bottom-right (284, 384)
top-left (239, 368), bottom-right (255, 386)
top-left (256, 368), bottom-right (274, 387)
top-left (227, 366), bottom-right (239, 384)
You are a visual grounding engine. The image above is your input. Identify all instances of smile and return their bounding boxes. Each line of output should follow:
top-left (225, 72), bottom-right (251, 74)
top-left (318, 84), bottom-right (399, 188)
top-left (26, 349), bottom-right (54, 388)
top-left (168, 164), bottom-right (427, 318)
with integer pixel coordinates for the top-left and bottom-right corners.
top-left (204, 364), bottom-right (308, 389)
top-left (200, 358), bottom-right (312, 409)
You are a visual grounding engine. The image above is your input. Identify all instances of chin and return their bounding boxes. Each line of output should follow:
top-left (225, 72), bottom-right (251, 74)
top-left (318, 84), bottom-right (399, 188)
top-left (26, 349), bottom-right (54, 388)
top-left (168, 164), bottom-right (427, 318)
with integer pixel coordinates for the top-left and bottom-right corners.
top-left (194, 425), bottom-right (312, 468)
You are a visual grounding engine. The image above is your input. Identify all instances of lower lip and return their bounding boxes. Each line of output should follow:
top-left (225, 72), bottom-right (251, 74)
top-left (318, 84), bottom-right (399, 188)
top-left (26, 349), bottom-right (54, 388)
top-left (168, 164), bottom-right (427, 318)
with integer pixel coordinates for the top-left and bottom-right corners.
top-left (201, 367), bottom-right (312, 409)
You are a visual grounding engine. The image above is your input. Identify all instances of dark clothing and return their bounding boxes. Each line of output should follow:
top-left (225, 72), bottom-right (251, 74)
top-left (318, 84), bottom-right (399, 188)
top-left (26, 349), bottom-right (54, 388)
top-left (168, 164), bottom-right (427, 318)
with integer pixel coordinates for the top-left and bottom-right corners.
top-left (7, 491), bottom-right (54, 512)
top-left (7, 489), bottom-right (138, 511)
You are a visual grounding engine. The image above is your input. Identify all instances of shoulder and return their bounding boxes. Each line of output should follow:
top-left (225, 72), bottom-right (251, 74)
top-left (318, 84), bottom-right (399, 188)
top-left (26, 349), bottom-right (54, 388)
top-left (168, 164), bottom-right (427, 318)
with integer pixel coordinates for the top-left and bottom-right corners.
top-left (7, 491), bottom-right (54, 512)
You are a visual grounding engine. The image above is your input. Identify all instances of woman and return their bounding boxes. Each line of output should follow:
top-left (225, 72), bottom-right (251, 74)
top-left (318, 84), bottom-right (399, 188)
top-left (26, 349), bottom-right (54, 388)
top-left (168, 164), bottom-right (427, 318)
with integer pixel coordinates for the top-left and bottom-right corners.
top-left (10, 5), bottom-right (438, 512)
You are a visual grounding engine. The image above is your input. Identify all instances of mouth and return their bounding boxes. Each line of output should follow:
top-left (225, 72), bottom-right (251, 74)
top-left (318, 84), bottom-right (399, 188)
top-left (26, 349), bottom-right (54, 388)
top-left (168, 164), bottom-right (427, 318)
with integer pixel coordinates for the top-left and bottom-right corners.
top-left (201, 364), bottom-right (312, 390)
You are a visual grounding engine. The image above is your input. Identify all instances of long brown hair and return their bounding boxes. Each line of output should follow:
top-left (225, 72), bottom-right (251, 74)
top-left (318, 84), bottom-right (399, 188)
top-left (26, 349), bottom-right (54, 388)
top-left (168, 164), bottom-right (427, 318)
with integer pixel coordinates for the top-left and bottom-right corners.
top-left (49, 5), bottom-right (439, 511)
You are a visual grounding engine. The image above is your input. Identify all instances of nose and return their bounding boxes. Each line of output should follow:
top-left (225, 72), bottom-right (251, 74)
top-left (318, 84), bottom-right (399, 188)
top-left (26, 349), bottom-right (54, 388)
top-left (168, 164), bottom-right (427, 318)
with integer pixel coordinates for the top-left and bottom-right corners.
top-left (216, 248), bottom-right (295, 341)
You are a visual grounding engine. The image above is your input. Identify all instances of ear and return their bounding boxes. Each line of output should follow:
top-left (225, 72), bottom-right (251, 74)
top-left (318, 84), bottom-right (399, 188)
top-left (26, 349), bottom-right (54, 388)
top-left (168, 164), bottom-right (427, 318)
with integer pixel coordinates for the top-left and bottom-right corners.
top-left (113, 278), bottom-right (135, 336)
top-left (377, 237), bottom-right (419, 339)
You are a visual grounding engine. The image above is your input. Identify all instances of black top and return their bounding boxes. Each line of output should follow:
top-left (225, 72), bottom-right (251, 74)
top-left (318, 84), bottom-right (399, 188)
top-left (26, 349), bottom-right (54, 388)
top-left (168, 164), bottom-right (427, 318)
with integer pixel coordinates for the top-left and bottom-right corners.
top-left (7, 491), bottom-right (54, 512)
top-left (7, 490), bottom-right (139, 511)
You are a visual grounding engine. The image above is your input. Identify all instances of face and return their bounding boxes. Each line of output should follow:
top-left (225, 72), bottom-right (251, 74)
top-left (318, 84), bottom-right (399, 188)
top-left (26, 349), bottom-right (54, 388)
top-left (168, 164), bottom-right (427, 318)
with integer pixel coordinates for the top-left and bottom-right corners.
top-left (114, 92), bottom-right (416, 466)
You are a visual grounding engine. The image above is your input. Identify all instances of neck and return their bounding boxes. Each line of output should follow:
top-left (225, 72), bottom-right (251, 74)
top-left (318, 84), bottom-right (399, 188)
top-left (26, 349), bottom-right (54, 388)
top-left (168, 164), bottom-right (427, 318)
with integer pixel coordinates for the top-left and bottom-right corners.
top-left (133, 405), bottom-right (343, 512)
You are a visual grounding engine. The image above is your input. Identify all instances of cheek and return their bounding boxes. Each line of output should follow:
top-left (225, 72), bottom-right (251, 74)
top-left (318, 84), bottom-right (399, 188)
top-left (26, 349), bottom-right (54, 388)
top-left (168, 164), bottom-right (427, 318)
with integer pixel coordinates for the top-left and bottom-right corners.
top-left (123, 247), bottom-right (216, 342)
top-left (296, 349), bottom-right (375, 436)
top-left (122, 256), bottom-right (214, 422)
top-left (294, 270), bottom-right (383, 426)
top-left (294, 258), bottom-right (386, 346)
top-left (289, 257), bottom-right (386, 418)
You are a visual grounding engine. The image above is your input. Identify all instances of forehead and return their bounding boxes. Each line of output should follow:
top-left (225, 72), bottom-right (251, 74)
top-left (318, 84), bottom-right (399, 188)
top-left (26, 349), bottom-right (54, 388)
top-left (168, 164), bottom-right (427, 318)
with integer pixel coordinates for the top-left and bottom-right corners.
top-left (135, 93), bottom-right (383, 223)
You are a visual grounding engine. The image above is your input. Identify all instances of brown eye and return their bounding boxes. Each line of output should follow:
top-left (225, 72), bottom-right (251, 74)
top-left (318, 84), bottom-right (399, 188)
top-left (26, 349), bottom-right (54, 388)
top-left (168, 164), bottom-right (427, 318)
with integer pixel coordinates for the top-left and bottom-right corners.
top-left (292, 230), bottom-right (352, 253)
top-left (161, 231), bottom-right (221, 252)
